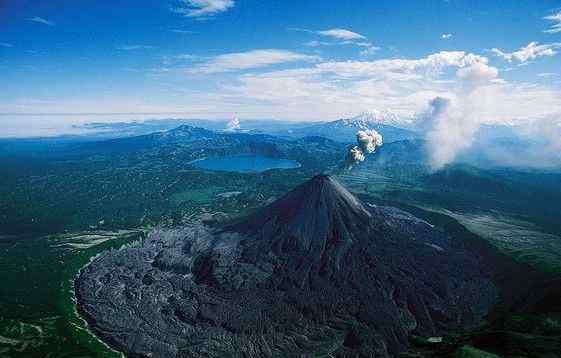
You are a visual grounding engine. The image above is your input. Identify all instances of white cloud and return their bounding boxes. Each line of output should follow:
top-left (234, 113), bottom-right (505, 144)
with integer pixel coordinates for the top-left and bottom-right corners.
top-left (346, 41), bottom-right (379, 56)
top-left (173, 0), bottom-right (234, 18)
top-left (209, 51), bottom-right (496, 120)
top-left (491, 42), bottom-right (561, 62)
top-left (10, 49), bottom-right (561, 135)
top-left (456, 62), bottom-right (498, 85)
top-left (187, 49), bottom-right (319, 74)
top-left (116, 45), bottom-right (154, 50)
top-left (162, 54), bottom-right (199, 64)
top-left (201, 50), bottom-right (561, 125)
top-left (304, 40), bottom-right (330, 47)
top-left (312, 51), bottom-right (489, 79)
top-left (0, 42), bottom-right (13, 47)
top-left (317, 28), bottom-right (366, 40)
top-left (359, 45), bottom-right (380, 56)
top-left (170, 29), bottom-right (194, 34)
top-left (441, 33), bottom-right (453, 39)
top-left (293, 27), bottom-right (376, 54)
top-left (27, 17), bottom-right (55, 26)
top-left (537, 72), bottom-right (559, 78)
top-left (544, 11), bottom-right (561, 33)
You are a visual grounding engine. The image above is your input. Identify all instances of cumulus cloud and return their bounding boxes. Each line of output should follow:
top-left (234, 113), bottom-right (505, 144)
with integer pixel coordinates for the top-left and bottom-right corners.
top-left (317, 28), bottom-right (366, 40)
top-left (544, 11), bottom-right (561, 33)
top-left (314, 51), bottom-right (489, 78)
top-left (175, 48), bottom-right (561, 125)
top-left (456, 61), bottom-right (499, 87)
top-left (211, 49), bottom-right (560, 122)
top-left (27, 17), bottom-right (55, 26)
top-left (17, 50), bottom-right (561, 133)
top-left (188, 49), bottom-right (318, 74)
top-left (345, 129), bottom-right (383, 169)
top-left (441, 33), bottom-right (453, 39)
top-left (491, 42), bottom-right (561, 63)
top-left (173, 0), bottom-right (234, 18)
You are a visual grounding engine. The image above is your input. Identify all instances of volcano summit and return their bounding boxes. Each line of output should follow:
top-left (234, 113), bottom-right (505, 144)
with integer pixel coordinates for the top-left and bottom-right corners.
top-left (76, 175), bottom-right (496, 357)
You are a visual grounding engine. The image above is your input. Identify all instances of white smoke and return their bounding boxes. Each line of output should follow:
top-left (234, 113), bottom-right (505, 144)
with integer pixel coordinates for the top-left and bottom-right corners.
top-left (226, 117), bottom-right (241, 131)
top-left (345, 129), bottom-right (383, 169)
top-left (357, 129), bottom-right (383, 153)
top-left (424, 61), bottom-right (499, 170)
top-left (424, 96), bottom-right (480, 170)
top-left (346, 146), bottom-right (365, 165)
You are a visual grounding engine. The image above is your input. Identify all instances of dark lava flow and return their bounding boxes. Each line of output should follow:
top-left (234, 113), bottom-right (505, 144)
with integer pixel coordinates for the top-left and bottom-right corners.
top-left (76, 175), bottom-right (497, 357)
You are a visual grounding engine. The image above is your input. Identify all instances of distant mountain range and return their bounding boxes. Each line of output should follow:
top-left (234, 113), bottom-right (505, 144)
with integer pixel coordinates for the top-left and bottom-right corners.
top-left (70, 111), bottom-right (418, 144)
top-left (20, 112), bottom-right (557, 170)
top-left (273, 111), bottom-right (420, 143)
top-left (71, 124), bottom-right (347, 173)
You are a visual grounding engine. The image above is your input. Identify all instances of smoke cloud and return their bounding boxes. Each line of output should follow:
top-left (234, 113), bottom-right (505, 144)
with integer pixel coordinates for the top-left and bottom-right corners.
top-left (357, 129), bottom-right (383, 153)
top-left (345, 129), bottom-right (383, 169)
top-left (424, 61), bottom-right (499, 170)
top-left (226, 117), bottom-right (241, 131)
top-left (424, 96), bottom-right (481, 170)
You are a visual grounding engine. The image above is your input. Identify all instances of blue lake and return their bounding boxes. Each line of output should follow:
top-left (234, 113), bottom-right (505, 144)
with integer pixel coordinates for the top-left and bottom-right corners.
top-left (190, 154), bottom-right (301, 173)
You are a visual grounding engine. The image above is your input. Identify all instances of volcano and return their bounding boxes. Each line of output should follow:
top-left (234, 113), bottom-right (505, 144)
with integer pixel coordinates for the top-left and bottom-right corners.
top-left (76, 175), bottom-right (496, 357)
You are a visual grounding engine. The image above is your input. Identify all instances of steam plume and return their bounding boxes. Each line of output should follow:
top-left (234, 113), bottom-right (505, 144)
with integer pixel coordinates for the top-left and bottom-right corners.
top-left (226, 117), bottom-right (241, 131)
top-left (357, 129), bottom-right (383, 153)
top-left (424, 61), bottom-right (499, 170)
top-left (345, 129), bottom-right (383, 169)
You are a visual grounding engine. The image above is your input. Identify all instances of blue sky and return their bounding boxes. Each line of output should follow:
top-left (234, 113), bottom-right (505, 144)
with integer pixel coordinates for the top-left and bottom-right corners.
top-left (1, 0), bottom-right (561, 135)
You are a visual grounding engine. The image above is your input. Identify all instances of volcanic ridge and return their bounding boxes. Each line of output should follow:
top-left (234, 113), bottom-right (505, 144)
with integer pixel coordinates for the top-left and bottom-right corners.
top-left (76, 175), bottom-right (496, 357)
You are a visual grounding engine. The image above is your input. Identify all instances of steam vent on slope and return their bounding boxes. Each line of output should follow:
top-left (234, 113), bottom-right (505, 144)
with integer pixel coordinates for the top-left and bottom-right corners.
top-left (76, 175), bottom-right (497, 357)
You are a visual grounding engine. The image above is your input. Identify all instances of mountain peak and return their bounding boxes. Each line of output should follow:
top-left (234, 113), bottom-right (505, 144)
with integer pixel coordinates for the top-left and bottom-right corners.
top-left (79, 173), bottom-right (497, 358)
top-left (228, 175), bottom-right (371, 263)
top-left (233, 174), bottom-right (370, 230)
top-left (343, 110), bottom-right (413, 129)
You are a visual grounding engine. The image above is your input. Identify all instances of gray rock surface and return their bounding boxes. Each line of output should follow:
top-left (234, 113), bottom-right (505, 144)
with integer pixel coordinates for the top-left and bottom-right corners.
top-left (76, 175), bottom-right (497, 357)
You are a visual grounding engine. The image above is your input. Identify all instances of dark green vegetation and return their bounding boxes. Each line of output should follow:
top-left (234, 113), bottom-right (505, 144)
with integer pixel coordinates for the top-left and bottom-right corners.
top-left (0, 229), bottom-right (143, 357)
top-left (0, 126), bottom-right (345, 357)
top-left (340, 140), bottom-right (561, 274)
top-left (1, 124), bottom-right (560, 357)
top-left (0, 126), bottom-right (345, 235)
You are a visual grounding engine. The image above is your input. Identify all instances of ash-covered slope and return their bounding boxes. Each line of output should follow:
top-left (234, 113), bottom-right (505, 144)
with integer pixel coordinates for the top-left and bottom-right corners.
top-left (76, 176), bottom-right (496, 358)
top-left (226, 175), bottom-right (372, 270)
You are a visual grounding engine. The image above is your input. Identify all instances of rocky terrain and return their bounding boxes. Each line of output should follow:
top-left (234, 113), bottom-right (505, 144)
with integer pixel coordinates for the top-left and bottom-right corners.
top-left (76, 175), bottom-right (497, 357)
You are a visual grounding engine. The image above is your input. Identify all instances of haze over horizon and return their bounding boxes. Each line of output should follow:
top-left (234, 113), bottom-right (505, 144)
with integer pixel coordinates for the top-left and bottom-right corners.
top-left (2, 0), bottom-right (561, 137)
top-left (2, 4), bottom-right (561, 357)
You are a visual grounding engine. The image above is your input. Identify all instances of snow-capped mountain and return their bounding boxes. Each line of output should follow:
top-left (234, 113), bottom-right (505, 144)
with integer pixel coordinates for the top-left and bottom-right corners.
top-left (281, 110), bottom-right (419, 143)
top-left (343, 110), bottom-right (414, 129)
